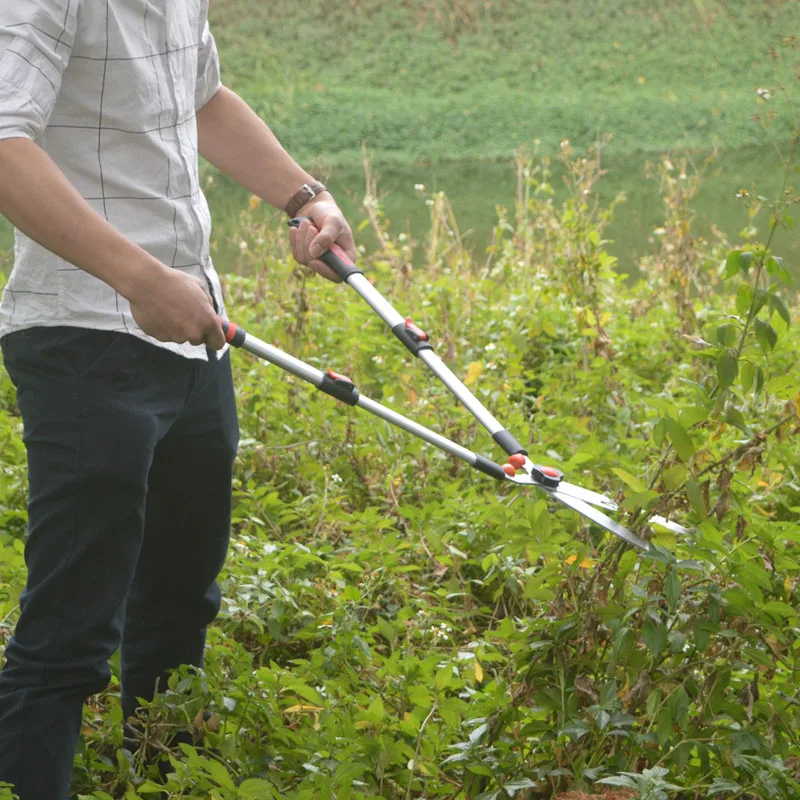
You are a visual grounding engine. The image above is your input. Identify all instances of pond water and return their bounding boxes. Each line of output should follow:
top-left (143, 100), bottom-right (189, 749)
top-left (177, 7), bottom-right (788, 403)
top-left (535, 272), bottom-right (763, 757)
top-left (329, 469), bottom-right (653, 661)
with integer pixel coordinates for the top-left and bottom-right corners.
top-left (1, 144), bottom-right (796, 281)
top-left (325, 144), bottom-right (797, 279)
top-left (203, 143), bottom-right (797, 280)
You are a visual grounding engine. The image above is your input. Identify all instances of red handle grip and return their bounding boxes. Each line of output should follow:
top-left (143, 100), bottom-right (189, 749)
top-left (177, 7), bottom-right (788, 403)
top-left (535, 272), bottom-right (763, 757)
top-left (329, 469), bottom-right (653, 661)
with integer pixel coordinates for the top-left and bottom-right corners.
top-left (220, 319), bottom-right (246, 347)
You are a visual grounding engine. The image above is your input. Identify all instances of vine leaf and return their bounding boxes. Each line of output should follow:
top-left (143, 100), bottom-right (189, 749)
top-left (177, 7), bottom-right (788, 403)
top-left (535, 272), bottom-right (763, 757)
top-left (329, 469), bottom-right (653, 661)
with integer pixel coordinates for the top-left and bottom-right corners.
top-left (716, 351), bottom-right (739, 392)
top-left (663, 416), bottom-right (695, 462)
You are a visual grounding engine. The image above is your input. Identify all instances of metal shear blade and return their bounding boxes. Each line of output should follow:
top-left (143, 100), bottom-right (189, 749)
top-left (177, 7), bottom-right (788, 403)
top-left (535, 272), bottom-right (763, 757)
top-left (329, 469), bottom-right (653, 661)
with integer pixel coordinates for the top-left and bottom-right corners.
top-left (547, 488), bottom-right (651, 551)
top-left (552, 480), bottom-right (618, 511)
top-left (509, 459), bottom-right (690, 545)
top-left (506, 470), bottom-right (618, 512)
top-left (506, 469), bottom-right (649, 550)
top-left (649, 515), bottom-right (692, 536)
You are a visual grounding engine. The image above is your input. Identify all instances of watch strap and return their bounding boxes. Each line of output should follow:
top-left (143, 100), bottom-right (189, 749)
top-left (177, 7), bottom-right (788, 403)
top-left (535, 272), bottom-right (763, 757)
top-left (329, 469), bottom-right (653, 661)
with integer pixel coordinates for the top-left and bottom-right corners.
top-left (284, 180), bottom-right (328, 218)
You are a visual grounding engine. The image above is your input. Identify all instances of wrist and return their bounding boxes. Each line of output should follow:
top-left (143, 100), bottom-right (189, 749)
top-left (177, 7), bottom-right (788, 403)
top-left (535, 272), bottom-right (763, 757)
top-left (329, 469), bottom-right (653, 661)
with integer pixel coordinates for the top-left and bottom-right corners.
top-left (296, 190), bottom-right (335, 216)
top-left (114, 250), bottom-right (167, 303)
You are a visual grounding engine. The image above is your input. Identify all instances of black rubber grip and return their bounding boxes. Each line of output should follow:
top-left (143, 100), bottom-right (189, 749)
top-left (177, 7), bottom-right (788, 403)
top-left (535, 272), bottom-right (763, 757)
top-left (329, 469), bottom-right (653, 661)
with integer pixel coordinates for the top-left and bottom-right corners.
top-left (288, 218), bottom-right (363, 281)
top-left (392, 322), bottom-right (434, 356)
top-left (221, 321), bottom-right (246, 348)
top-left (473, 454), bottom-right (508, 481)
top-left (320, 248), bottom-right (363, 281)
top-left (319, 373), bottom-right (360, 406)
top-left (492, 429), bottom-right (527, 456)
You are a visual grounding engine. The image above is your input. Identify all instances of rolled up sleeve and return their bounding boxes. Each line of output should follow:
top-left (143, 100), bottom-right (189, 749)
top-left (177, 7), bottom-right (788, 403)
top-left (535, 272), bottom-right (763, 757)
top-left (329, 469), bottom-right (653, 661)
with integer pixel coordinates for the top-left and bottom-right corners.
top-left (0, 0), bottom-right (79, 142)
top-left (196, 19), bottom-right (221, 111)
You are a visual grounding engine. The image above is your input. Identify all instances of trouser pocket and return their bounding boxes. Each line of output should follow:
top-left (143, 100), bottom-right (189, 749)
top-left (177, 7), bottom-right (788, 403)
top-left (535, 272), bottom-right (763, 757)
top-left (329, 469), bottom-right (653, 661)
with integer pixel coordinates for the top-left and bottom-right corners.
top-left (1, 326), bottom-right (130, 385)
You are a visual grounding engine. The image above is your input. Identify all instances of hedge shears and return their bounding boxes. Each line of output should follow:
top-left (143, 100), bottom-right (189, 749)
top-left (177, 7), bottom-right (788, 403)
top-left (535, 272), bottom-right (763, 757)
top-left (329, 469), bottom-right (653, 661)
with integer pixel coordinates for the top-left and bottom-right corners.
top-left (221, 220), bottom-right (689, 551)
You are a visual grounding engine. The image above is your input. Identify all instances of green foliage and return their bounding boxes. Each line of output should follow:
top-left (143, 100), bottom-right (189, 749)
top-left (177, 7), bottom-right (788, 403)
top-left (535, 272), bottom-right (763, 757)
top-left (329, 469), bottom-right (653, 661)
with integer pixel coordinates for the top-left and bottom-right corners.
top-left (2, 54), bottom-right (800, 800)
top-left (0, 366), bottom-right (26, 642)
top-left (210, 0), bottom-right (799, 165)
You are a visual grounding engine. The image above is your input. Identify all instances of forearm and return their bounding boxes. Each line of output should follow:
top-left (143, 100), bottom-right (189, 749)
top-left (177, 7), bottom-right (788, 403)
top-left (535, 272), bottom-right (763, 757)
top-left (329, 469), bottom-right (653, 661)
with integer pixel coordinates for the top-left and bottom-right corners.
top-left (0, 137), bottom-right (162, 300)
top-left (196, 86), bottom-right (323, 211)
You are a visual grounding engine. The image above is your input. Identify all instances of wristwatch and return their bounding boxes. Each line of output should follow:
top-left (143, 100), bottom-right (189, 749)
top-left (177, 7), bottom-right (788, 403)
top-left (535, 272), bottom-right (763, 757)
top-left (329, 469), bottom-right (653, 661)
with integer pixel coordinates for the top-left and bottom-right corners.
top-left (284, 180), bottom-right (328, 218)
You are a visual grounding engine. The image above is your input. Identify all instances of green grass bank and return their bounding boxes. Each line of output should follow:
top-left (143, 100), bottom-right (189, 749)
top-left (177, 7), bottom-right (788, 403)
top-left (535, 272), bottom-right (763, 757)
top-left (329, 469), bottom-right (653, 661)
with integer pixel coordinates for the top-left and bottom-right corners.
top-left (211, 0), bottom-right (799, 166)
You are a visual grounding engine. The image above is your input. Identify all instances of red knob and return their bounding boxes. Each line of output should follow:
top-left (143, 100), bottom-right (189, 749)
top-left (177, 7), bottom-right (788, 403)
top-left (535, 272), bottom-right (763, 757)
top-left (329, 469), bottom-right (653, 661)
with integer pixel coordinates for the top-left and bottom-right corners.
top-left (503, 464), bottom-right (516, 477)
top-left (326, 368), bottom-right (352, 384)
top-left (508, 454), bottom-right (526, 469)
top-left (405, 318), bottom-right (429, 341)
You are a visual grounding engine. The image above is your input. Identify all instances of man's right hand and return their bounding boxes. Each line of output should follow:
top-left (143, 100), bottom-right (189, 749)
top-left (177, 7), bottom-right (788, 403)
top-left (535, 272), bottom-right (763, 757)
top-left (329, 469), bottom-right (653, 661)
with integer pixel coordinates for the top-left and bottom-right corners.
top-left (127, 266), bottom-right (225, 350)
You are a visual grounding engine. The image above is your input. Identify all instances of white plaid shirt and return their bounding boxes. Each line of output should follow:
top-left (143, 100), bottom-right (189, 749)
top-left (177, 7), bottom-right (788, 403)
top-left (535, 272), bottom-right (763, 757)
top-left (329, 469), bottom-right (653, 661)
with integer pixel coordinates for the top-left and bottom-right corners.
top-left (0, 0), bottom-right (225, 360)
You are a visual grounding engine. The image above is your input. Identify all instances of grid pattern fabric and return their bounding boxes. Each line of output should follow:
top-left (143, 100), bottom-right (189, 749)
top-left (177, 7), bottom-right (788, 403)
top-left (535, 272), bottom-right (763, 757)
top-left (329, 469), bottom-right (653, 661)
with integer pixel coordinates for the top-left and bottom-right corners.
top-left (0, 0), bottom-right (225, 361)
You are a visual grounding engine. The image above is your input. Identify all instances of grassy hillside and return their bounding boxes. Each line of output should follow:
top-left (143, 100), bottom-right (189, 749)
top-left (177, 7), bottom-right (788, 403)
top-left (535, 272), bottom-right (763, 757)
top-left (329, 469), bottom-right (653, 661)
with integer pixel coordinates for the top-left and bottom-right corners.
top-left (210, 0), bottom-right (799, 165)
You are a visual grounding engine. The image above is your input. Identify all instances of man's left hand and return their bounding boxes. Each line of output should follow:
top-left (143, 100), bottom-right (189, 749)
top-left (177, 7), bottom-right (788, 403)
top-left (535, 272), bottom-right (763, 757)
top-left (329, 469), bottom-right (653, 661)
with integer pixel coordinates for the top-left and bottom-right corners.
top-left (288, 195), bottom-right (357, 283)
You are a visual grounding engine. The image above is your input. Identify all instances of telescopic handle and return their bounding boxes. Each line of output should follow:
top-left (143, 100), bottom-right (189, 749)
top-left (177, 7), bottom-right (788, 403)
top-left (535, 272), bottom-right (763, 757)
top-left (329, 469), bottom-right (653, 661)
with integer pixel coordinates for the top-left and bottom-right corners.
top-left (221, 316), bottom-right (511, 480)
top-left (222, 317), bottom-right (651, 548)
top-left (287, 218), bottom-right (528, 457)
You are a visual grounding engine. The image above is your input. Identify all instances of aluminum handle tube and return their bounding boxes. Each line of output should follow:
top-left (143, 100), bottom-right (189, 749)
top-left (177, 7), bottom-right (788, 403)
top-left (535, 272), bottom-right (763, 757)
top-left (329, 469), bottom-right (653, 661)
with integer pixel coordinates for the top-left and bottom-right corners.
top-left (347, 275), bottom-right (507, 436)
top-left (418, 350), bottom-right (506, 435)
top-left (238, 328), bottom-right (481, 469)
top-left (347, 273), bottom-right (405, 328)
top-left (357, 395), bottom-right (479, 466)
top-left (240, 332), bottom-right (325, 387)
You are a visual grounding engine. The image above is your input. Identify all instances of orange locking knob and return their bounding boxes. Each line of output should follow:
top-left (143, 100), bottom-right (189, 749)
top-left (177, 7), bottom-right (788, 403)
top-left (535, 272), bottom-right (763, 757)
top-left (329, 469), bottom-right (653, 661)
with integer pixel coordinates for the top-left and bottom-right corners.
top-left (530, 464), bottom-right (563, 488)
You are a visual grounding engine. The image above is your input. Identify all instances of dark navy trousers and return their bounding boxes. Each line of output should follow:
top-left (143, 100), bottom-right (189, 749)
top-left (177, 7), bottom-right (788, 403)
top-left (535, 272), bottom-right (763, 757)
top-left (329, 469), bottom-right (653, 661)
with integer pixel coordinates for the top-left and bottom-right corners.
top-left (0, 327), bottom-right (238, 800)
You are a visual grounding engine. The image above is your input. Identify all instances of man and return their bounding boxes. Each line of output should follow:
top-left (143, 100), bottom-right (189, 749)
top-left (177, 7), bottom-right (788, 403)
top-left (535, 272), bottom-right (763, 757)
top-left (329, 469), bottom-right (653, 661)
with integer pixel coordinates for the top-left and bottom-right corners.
top-left (0, 1), bottom-right (355, 797)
